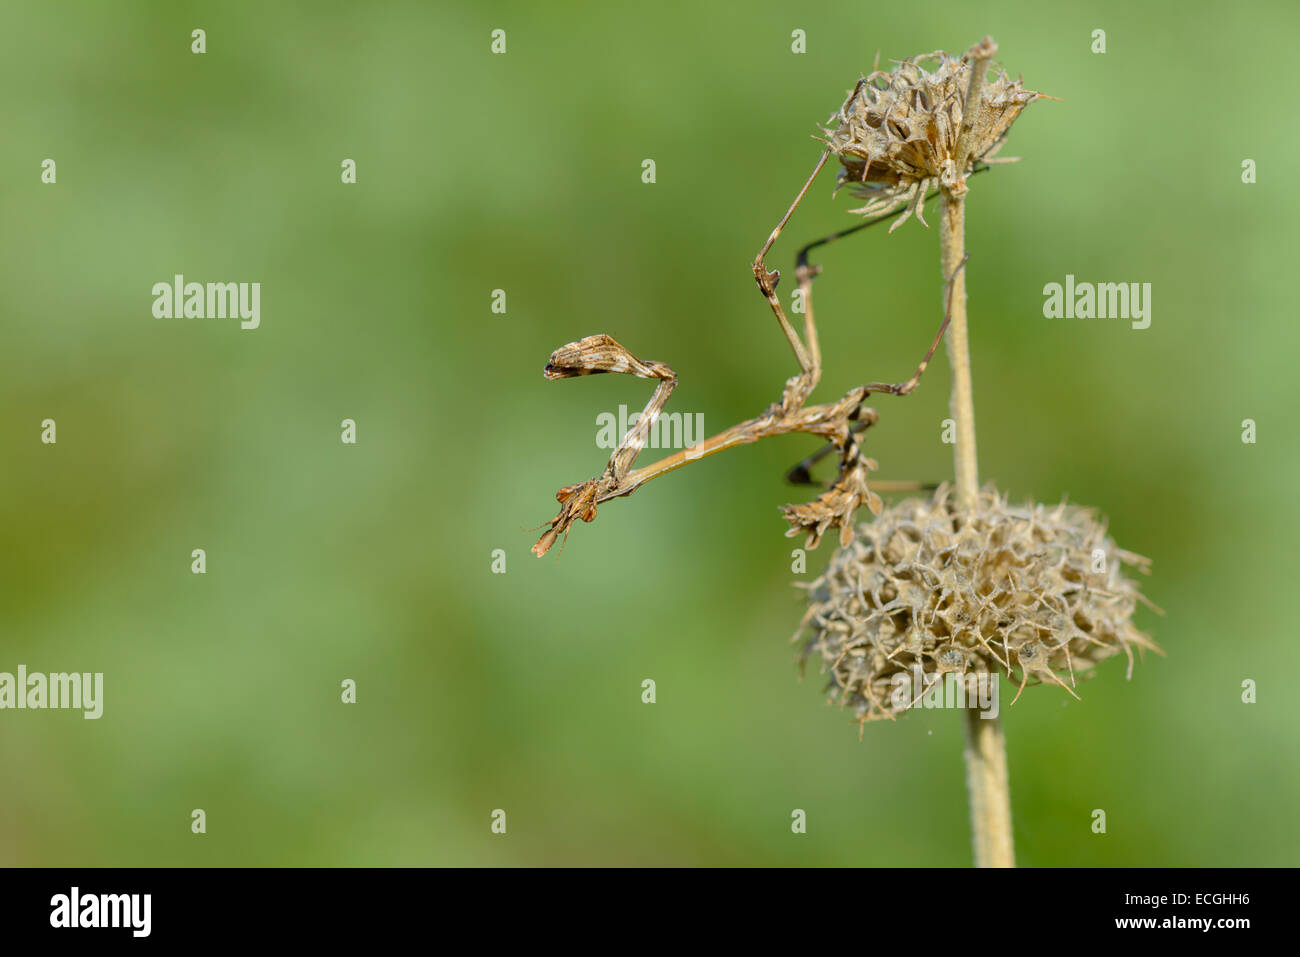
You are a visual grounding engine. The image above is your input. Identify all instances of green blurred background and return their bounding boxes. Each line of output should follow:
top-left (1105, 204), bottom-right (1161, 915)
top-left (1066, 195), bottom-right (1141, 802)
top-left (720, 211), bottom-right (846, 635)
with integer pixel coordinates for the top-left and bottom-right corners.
top-left (1, 0), bottom-right (1296, 866)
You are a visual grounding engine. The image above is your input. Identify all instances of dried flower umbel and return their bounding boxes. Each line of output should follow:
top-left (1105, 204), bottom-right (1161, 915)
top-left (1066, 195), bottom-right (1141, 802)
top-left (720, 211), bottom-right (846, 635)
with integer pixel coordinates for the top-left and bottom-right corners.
top-left (822, 46), bottom-right (1045, 228)
top-left (795, 486), bottom-right (1161, 727)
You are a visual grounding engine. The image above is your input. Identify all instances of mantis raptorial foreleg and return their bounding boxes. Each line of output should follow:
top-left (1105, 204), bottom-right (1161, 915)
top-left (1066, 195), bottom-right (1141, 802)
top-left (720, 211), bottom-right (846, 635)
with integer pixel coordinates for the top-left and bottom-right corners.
top-left (530, 335), bottom-right (677, 557)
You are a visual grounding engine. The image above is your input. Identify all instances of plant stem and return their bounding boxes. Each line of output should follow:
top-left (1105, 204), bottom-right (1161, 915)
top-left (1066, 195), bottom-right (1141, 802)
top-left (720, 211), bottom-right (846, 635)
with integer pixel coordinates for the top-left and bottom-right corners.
top-left (941, 190), bottom-right (1013, 867)
top-left (942, 38), bottom-right (1014, 864)
top-left (939, 192), bottom-right (979, 511)
top-left (963, 707), bottom-right (1015, 867)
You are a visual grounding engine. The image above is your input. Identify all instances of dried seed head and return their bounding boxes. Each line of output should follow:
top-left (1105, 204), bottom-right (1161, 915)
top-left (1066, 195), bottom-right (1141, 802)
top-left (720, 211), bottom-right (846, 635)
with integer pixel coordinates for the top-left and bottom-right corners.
top-left (794, 485), bottom-right (1160, 725)
top-left (820, 40), bottom-right (1045, 227)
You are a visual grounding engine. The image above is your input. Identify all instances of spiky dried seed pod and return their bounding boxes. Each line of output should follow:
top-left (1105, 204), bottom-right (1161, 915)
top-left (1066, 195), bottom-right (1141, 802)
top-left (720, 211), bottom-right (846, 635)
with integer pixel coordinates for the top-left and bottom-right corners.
top-left (794, 485), bottom-right (1160, 725)
top-left (820, 47), bottom-right (1043, 227)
